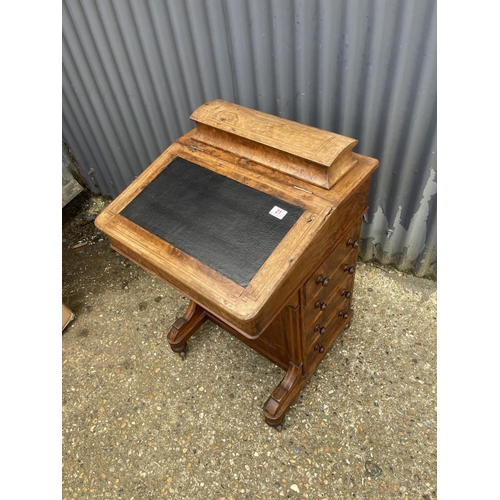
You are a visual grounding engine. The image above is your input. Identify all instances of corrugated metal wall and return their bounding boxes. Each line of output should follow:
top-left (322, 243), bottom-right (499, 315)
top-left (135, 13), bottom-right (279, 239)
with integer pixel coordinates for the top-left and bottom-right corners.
top-left (62, 0), bottom-right (436, 278)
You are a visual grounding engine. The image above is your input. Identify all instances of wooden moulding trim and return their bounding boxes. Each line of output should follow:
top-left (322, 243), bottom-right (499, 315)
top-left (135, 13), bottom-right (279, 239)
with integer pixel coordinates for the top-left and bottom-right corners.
top-left (98, 147), bottom-right (180, 216)
top-left (190, 99), bottom-right (358, 189)
top-left (101, 214), bottom-right (245, 302)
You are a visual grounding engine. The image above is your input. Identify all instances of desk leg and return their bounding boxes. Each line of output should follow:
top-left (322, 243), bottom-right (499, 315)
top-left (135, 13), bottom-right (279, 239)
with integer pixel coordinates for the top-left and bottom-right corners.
top-left (263, 363), bottom-right (305, 430)
top-left (167, 300), bottom-right (208, 359)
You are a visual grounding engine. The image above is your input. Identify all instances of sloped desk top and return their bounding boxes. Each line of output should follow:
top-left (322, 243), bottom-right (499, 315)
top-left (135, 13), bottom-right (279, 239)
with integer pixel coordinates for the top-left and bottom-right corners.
top-left (119, 156), bottom-right (305, 288)
top-left (96, 129), bottom-right (377, 339)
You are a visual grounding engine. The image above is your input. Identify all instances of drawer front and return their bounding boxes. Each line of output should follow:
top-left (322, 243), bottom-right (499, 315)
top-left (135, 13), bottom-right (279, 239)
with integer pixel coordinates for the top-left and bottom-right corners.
top-left (303, 271), bottom-right (355, 327)
top-left (304, 288), bottom-right (352, 346)
top-left (305, 295), bottom-right (353, 368)
top-left (304, 241), bottom-right (359, 307)
top-left (303, 218), bottom-right (362, 307)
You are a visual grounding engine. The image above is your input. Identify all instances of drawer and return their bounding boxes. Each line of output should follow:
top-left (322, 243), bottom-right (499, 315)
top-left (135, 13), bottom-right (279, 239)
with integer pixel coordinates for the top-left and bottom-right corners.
top-left (305, 296), bottom-right (353, 367)
top-left (304, 241), bottom-right (359, 307)
top-left (303, 218), bottom-right (362, 306)
top-left (303, 271), bottom-right (355, 327)
top-left (304, 288), bottom-right (352, 345)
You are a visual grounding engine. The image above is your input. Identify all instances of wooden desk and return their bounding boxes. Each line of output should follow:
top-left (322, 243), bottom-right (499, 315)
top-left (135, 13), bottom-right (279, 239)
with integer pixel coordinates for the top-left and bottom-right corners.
top-left (95, 100), bottom-right (378, 429)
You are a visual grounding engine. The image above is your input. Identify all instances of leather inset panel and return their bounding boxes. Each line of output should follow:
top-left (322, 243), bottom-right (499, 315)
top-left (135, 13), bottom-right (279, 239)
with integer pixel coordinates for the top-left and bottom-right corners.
top-left (120, 157), bottom-right (304, 287)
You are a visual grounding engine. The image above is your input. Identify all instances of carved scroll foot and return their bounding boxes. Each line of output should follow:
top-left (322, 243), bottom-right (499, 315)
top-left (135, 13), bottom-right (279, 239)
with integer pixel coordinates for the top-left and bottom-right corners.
top-left (167, 301), bottom-right (208, 358)
top-left (263, 363), bottom-right (305, 429)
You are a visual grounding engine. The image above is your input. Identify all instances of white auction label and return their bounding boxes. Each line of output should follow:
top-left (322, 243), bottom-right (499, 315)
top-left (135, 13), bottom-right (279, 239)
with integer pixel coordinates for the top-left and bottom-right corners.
top-left (269, 206), bottom-right (287, 219)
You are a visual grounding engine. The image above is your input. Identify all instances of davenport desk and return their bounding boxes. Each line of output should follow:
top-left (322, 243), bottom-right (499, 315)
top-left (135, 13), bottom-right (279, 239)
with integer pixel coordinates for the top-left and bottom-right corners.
top-left (95, 100), bottom-right (378, 429)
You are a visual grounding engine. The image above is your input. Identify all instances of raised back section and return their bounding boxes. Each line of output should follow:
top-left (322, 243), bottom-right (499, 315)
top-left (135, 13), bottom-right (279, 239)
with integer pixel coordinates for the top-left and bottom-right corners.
top-left (190, 99), bottom-right (358, 189)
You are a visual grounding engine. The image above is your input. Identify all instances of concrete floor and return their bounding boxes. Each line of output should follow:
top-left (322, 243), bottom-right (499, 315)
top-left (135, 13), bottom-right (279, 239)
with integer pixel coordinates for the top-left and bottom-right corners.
top-left (62, 193), bottom-right (437, 500)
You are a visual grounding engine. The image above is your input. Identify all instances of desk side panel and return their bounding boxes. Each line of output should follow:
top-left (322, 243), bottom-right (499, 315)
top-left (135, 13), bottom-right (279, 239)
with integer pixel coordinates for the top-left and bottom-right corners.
top-left (247, 174), bottom-right (373, 336)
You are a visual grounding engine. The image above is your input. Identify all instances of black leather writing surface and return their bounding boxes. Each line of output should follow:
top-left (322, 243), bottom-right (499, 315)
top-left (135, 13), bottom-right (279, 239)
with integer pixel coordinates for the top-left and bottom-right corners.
top-left (120, 157), bottom-right (304, 287)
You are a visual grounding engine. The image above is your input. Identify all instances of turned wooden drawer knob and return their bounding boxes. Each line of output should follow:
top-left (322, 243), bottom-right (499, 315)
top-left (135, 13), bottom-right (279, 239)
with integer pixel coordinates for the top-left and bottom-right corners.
top-left (315, 300), bottom-right (327, 310)
top-left (338, 310), bottom-right (350, 319)
top-left (341, 289), bottom-right (351, 298)
top-left (347, 238), bottom-right (359, 248)
top-left (314, 344), bottom-right (325, 353)
top-left (314, 324), bottom-right (326, 335)
top-left (343, 265), bottom-right (355, 274)
top-left (315, 275), bottom-right (330, 286)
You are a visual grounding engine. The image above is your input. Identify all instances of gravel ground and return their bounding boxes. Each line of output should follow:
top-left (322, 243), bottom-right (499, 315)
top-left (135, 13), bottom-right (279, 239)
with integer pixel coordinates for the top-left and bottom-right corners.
top-left (62, 193), bottom-right (437, 500)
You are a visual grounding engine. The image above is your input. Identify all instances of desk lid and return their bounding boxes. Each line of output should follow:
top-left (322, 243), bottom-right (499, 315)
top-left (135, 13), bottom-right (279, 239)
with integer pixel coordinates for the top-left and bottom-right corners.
top-left (120, 157), bottom-right (304, 288)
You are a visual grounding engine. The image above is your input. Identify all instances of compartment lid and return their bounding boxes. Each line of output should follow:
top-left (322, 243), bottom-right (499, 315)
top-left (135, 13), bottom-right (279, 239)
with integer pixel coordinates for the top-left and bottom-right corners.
top-left (190, 99), bottom-right (358, 189)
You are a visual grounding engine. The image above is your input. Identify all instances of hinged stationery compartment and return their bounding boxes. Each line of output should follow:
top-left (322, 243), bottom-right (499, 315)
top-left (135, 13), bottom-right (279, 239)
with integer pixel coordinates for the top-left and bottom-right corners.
top-left (190, 99), bottom-right (358, 189)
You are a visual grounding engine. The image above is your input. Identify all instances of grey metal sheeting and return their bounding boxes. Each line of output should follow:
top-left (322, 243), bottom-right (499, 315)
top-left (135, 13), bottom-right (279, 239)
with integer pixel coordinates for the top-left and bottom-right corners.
top-left (62, 0), bottom-right (436, 278)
